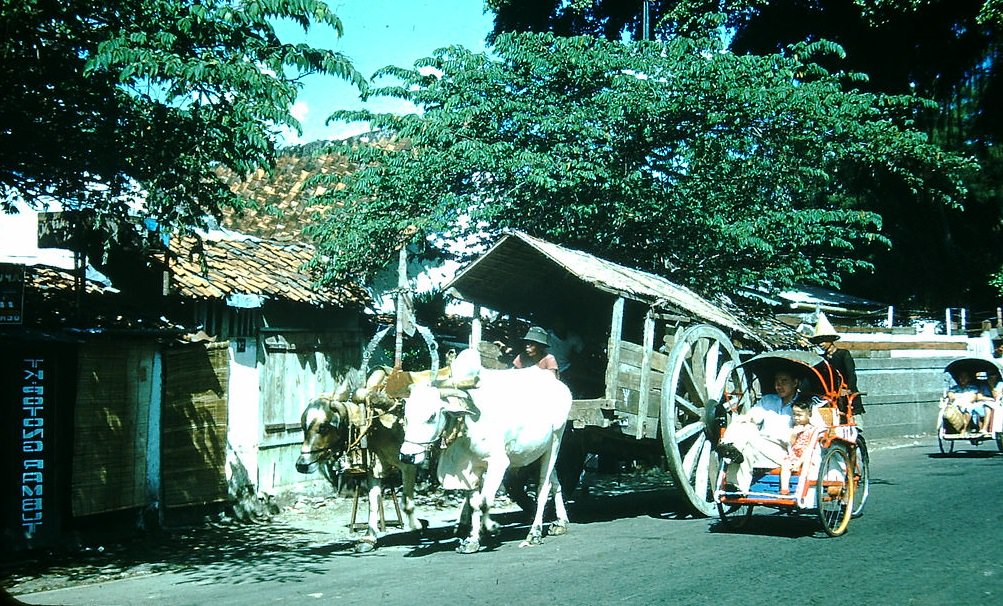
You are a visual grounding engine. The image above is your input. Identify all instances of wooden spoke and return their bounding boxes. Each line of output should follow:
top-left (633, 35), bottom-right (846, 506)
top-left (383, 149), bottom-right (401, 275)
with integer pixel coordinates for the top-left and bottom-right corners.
top-left (662, 325), bottom-right (746, 516)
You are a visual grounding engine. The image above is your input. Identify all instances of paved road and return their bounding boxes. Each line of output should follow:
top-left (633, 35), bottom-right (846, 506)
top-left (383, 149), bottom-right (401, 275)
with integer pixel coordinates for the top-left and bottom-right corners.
top-left (8, 437), bottom-right (1003, 606)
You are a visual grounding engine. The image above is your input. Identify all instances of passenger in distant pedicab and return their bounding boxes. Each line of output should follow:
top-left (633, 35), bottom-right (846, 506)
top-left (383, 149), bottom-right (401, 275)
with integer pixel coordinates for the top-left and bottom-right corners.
top-left (810, 312), bottom-right (865, 417)
top-left (511, 326), bottom-right (559, 378)
top-left (780, 400), bottom-right (815, 495)
top-left (981, 369), bottom-right (1003, 401)
top-left (946, 369), bottom-right (992, 434)
top-left (715, 369), bottom-right (800, 494)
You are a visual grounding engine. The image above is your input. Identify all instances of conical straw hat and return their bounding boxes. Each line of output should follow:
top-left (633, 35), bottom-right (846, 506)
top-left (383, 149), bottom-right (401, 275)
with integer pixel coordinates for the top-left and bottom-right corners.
top-left (809, 312), bottom-right (840, 344)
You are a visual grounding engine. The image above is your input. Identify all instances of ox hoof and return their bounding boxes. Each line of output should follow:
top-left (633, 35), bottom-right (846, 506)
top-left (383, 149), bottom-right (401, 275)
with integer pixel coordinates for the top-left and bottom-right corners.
top-left (354, 538), bottom-right (377, 554)
top-left (456, 539), bottom-right (480, 554)
top-left (549, 521), bottom-right (569, 536)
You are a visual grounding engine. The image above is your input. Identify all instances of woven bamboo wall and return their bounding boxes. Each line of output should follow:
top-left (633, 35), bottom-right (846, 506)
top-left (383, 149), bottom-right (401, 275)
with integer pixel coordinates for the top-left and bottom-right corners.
top-left (71, 342), bottom-right (154, 516)
top-left (162, 341), bottom-right (229, 508)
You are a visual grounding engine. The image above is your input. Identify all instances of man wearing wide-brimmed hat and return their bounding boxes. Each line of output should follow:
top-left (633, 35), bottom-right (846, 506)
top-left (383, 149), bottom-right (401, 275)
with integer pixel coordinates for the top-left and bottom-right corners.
top-left (810, 312), bottom-right (865, 415)
top-left (512, 326), bottom-right (559, 378)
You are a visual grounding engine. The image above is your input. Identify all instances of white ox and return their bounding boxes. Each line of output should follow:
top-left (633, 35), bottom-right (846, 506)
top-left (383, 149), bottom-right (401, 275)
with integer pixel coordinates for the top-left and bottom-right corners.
top-left (399, 351), bottom-right (573, 553)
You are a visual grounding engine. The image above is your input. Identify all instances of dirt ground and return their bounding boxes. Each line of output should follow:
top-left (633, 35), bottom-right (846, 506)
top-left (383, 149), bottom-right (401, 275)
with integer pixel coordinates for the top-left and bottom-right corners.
top-left (1, 463), bottom-right (679, 598)
top-left (0, 482), bottom-right (528, 597)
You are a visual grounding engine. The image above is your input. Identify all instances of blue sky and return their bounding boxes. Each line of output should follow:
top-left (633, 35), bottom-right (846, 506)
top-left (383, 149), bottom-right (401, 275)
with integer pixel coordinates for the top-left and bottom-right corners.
top-left (275, 1), bottom-right (495, 144)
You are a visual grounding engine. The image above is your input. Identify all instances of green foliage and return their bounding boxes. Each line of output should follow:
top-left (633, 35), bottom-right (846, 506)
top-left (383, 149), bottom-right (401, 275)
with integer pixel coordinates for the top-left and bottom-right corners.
top-left (1, 0), bottom-right (363, 237)
top-left (485, 1), bottom-right (1003, 309)
top-left (307, 32), bottom-right (973, 299)
top-left (722, 1), bottom-right (1003, 307)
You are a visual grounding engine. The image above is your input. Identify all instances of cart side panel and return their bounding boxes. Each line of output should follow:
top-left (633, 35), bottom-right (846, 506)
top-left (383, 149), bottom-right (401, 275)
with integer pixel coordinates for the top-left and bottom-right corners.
top-left (611, 340), bottom-right (666, 439)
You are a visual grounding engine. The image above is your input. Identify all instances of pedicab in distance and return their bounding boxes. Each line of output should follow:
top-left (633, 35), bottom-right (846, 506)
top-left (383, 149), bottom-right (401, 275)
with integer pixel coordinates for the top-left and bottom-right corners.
top-left (710, 350), bottom-right (869, 537)
top-left (936, 357), bottom-right (1003, 454)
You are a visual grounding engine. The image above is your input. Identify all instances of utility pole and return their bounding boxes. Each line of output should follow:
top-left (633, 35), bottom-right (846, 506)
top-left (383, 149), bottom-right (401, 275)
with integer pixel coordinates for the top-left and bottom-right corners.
top-left (642, 0), bottom-right (650, 40)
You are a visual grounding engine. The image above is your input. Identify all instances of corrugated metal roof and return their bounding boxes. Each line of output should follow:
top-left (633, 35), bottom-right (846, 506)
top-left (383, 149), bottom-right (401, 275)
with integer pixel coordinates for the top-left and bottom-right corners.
top-left (445, 231), bottom-right (779, 348)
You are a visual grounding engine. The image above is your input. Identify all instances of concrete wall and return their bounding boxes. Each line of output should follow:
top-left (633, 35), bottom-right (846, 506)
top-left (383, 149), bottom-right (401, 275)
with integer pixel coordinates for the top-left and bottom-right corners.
top-left (855, 356), bottom-right (956, 439)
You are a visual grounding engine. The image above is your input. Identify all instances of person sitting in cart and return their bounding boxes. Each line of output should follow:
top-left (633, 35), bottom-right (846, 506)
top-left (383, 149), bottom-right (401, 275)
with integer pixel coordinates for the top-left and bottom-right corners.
top-left (780, 400), bottom-right (816, 495)
top-left (981, 369), bottom-right (1003, 401)
top-left (715, 369), bottom-right (801, 494)
top-left (511, 326), bottom-right (559, 378)
top-left (946, 369), bottom-right (992, 434)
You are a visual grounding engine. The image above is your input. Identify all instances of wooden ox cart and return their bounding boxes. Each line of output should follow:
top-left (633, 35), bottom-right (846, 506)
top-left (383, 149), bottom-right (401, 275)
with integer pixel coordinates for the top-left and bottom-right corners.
top-left (443, 230), bottom-right (795, 516)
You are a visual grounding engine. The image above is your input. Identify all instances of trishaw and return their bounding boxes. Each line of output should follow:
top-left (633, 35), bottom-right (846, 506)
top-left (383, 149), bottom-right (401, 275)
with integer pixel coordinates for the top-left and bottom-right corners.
top-left (936, 357), bottom-right (1003, 454)
top-left (711, 350), bottom-right (869, 537)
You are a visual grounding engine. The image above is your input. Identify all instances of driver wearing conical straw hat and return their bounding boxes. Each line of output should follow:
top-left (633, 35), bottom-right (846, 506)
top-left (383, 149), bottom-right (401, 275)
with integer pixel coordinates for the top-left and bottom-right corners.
top-left (810, 312), bottom-right (864, 415)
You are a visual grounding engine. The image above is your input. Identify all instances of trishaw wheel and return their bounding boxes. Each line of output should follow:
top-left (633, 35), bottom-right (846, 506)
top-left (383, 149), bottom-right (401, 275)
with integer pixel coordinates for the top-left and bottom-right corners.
top-left (661, 325), bottom-right (750, 517)
top-left (938, 433), bottom-right (955, 454)
top-left (851, 435), bottom-right (870, 518)
top-left (717, 502), bottom-right (753, 529)
top-left (816, 444), bottom-right (854, 537)
top-left (995, 433), bottom-right (1003, 452)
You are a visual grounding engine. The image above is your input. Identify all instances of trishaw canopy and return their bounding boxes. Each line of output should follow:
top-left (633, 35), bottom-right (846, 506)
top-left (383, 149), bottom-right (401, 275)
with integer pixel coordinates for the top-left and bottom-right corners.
top-left (737, 350), bottom-right (842, 397)
top-left (944, 357), bottom-right (1003, 380)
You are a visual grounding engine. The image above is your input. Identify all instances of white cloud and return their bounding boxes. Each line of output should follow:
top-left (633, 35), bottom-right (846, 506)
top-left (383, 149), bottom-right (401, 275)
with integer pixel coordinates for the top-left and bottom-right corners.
top-left (290, 100), bottom-right (310, 123)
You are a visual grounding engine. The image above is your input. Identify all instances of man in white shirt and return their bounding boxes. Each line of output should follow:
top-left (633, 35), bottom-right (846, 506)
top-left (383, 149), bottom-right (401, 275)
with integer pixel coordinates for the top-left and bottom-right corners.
top-left (716, 370), bottom-right (799, 493)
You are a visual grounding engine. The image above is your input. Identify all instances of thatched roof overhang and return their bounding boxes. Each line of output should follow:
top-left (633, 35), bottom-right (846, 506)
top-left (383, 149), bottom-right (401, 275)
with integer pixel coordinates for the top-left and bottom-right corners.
top-left (445, 231), bottom-right (781, 349)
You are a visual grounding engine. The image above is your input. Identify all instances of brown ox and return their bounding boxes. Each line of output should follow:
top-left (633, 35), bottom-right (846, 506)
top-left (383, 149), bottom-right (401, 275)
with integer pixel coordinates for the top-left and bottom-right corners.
top-left (294, 364), bottom-right (457, 552)
top-left (295, 368), bottom-right (425, 552)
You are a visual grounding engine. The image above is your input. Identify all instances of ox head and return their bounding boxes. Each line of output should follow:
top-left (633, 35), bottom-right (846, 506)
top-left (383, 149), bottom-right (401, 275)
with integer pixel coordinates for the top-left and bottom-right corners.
top-left (399, 384), bottom-right (476, 466)
top-left (295, 397), bottom-right (350, 474)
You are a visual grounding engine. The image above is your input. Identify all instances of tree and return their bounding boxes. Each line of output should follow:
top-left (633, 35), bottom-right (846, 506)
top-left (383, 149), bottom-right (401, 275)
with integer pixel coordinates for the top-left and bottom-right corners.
top-left (306, 32), bottom-right (974, 301)
top-left (720, 1), bottom-right (1003, 308)
top-left (488, 1), bottom-right (1003, 310)
top-left (1, 0), bottom-right (363, 235)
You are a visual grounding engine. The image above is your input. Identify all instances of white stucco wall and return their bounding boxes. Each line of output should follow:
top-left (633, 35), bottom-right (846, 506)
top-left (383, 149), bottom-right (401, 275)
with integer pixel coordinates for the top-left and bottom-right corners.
top-left (225, 340), bottom-right (260, 491)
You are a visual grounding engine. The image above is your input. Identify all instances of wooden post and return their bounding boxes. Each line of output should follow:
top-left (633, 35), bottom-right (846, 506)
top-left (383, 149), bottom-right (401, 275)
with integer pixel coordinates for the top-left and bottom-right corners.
top-left (394, 246), bottom-right (406, 369)
top-left (961, 308), bottom-right (968, 335)
top-left (945, 308), bottom-right (952, 336)
top-left (604, 297), bottom-right (625, 403)
top-left (636, 308), bottom-right (656, 439)
top-left (470, 305), bottom-right (482, 348)
top-left (886, 306), bottom-right (894, 329)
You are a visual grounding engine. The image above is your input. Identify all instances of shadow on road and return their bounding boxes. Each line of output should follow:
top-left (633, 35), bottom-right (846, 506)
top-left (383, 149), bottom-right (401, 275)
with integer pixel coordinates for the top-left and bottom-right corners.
top-left (2, 469), bottom-right (731, 590)
top-left (928, 450), bottom-right (1000, 459)
top-left (1, 520), bottom-right (360, 595)
top-left (706, 513), bottom-right (822, 538)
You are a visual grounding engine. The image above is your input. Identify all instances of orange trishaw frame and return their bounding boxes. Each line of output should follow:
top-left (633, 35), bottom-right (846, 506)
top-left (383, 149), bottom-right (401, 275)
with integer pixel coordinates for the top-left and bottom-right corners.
top-left (710, 350), bottom-right (869, 537)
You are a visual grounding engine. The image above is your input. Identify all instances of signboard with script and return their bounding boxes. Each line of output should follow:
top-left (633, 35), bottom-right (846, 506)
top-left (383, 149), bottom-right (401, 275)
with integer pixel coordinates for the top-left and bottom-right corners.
top-left (0, 263), bottom-right (25, 325)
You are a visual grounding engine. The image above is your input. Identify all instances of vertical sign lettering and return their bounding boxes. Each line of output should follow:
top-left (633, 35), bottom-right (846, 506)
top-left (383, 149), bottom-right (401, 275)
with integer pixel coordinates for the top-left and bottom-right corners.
top-left (21, 357), bottom-right (45, 537)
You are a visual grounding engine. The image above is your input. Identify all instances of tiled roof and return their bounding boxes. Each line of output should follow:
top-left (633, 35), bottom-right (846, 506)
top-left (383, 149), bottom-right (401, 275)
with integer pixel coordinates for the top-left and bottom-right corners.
top-left (27, 264), bottom-right (114, 297)
top-left (218, 137), bottom-right (410, 242)
top-left (218, 151), bottom-right (350, 241)
top-left (167, 235), bottom-right (369, 308)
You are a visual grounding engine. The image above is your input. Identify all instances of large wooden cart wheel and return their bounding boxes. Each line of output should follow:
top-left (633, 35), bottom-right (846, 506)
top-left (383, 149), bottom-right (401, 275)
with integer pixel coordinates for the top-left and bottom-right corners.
top-left (661, 325), bottom-right (751, 516)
